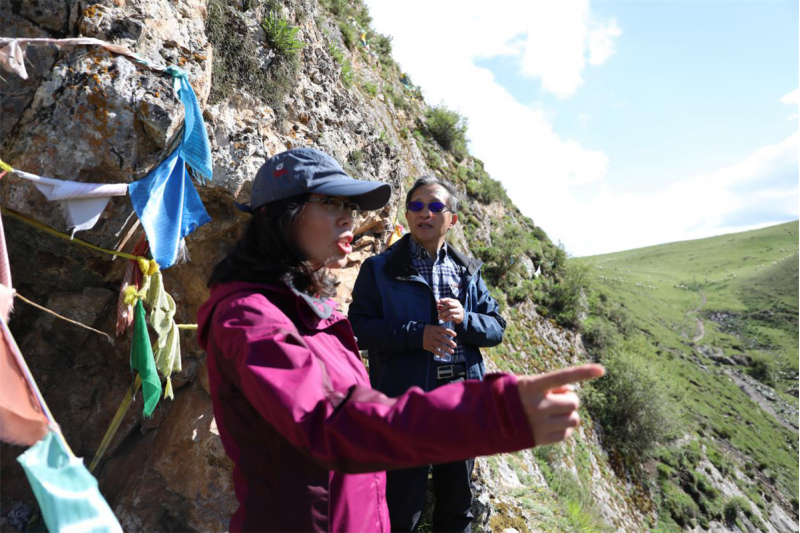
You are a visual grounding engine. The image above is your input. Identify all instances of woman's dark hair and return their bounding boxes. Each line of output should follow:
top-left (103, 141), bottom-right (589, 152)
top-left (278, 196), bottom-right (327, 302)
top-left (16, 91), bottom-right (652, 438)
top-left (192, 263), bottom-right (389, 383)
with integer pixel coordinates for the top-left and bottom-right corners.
top-left (208, 193), bottom-right (338, 298)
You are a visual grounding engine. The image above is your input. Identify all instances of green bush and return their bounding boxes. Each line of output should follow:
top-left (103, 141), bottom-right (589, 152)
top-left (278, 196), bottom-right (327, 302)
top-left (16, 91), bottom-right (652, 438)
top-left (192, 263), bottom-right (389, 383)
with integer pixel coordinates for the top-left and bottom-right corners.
top-left (425, 105), bottom-right (469, 161)
top-left (327, 41), bottom-right (354, 87)
top-left (473, 223), bottom-right (537, 291)
top-left (586, 341), bottom-right (677, 463)
top-left (535, 258), bottom-right (591, 328)
top-left (340, 21), bottom-right (359, 49)
top-left (748, 356), bottom-right (774, 386)
top-left (362, 81), bottom-right (377, 96)
top-left (582, 316), bottom-right (619, 353)
top-left (661, 480), bottom-right (699, 528)
top-left (723, 496), bottom-right (749, 524)
top-left (706, 444), bottom-right (732, 476)
top-left (463, 159), bottom-right (509, 204)
top-left (341, 61), bottom-right (354, 86)
top-left (373, 33), bottom-right (393, 66)
top-left (383, 85), bottom-right (408, 110)
top-left (534, 447), bottom-right (611, 532)
top-left (262, 11), bottom-right (304, 58)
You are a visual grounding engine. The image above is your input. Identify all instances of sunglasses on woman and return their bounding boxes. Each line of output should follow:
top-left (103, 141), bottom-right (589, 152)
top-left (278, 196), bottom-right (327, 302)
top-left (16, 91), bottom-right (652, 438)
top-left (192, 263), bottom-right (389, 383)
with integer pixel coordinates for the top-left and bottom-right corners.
top-left (406, 201), bottom-right (450, 213)
top-left (307, 197), bottom-right (361, 217)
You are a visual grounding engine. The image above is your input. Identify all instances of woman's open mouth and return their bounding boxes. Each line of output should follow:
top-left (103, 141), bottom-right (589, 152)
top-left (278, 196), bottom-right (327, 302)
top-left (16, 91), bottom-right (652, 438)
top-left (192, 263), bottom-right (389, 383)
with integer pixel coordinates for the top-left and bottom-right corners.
top-left (337, 235), bottom-right (353, 254)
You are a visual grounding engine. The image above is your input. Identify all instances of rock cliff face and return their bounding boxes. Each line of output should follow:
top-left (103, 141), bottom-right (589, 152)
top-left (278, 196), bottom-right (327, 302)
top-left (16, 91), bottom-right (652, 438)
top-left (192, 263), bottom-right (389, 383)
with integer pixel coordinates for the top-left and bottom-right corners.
top-left (0, 1), bottom-right (649, 531)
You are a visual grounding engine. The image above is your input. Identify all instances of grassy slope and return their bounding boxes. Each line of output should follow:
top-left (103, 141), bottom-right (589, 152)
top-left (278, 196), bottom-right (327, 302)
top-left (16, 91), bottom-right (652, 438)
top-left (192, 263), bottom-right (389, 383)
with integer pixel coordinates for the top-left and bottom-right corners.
top-left (580, 221), bottom-right (799, 513)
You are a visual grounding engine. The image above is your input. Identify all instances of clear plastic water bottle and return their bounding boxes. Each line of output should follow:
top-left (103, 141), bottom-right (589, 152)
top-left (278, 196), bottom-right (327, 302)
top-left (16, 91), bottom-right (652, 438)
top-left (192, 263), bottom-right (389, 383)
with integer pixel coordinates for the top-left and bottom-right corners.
top-left (433, 320), bottom-right (454, 363)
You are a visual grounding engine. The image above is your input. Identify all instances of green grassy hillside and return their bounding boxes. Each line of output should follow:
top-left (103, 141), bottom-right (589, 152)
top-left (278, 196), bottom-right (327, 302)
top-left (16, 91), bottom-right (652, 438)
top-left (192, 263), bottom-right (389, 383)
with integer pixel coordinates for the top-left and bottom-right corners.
top-left (577, 221), bottom-right (799, 530)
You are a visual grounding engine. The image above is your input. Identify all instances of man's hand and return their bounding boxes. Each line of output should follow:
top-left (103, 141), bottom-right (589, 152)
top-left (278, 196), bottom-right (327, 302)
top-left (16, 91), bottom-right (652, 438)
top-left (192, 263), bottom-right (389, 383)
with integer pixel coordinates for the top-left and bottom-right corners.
top-left (517, 364), bottom-right (605, 446)
top-left (423, 325), bottom-right (457, 356)
top-left (437, 298), bottom-right (465, 324)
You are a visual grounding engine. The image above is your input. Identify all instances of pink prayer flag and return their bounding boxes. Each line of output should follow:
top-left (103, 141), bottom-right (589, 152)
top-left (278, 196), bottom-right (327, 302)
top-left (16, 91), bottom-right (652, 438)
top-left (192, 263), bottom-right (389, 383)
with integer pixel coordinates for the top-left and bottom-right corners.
top-left (0, 325), bottom-right (48, 446)
top-left (0, 208), bottom-right (11, 290)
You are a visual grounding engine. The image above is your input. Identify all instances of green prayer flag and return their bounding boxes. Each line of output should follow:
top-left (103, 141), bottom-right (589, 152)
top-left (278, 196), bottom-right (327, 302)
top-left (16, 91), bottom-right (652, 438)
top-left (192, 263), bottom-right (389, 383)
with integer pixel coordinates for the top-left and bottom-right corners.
top-left (131, 300), bottom-right (161, 417)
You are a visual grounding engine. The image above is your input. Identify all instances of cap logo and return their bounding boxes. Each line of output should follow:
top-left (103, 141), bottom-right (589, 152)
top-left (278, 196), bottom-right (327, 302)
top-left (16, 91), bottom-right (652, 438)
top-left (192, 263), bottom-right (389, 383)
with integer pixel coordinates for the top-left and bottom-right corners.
top-left (274, 162), bottom-right (288, 178)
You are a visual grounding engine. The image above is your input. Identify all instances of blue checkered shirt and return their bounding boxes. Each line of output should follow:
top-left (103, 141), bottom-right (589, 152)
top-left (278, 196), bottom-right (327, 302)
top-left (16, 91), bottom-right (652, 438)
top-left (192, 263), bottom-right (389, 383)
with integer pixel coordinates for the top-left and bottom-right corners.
top-left (408, 238), bottom-right (465, 364)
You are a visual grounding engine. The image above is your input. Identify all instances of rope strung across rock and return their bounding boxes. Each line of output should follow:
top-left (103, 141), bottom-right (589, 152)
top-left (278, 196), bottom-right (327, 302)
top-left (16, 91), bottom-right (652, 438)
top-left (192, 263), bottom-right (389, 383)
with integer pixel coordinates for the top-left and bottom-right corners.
top-left (14, 292), bottom-right (114, 344)
top-left (88, 375), bottom-right (141, 473)
top-left (2, 206), bottom-right (153, 264)
top-left (1, 208), bottom-right (199, 330)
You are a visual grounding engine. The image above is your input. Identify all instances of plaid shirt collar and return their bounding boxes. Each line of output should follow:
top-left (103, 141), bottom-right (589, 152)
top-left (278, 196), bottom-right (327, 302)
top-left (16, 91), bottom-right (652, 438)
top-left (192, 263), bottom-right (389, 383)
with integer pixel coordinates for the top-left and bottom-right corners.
top-left (408, 237), bottom-right (448, 264)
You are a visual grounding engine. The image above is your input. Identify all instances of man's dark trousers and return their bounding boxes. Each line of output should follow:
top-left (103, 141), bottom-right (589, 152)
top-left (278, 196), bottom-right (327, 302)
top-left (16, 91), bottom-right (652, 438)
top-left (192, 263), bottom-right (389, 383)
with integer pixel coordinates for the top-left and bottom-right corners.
top-left (387, 458), bottom-right (475, 532)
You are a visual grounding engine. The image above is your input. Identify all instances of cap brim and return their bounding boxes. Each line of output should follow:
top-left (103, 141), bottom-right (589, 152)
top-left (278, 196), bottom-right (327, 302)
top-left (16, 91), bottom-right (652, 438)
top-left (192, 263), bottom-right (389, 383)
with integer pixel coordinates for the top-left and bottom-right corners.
top-left (310, 179), bottom-right (392, 210)
top-left (234, 202), bottom-right (254, 214)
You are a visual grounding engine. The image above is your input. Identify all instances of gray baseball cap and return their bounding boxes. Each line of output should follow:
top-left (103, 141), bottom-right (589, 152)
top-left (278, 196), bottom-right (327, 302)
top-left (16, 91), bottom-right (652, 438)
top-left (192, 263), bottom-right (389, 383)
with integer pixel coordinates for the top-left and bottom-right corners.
top-left (236, 148), bottom-right (392, 213)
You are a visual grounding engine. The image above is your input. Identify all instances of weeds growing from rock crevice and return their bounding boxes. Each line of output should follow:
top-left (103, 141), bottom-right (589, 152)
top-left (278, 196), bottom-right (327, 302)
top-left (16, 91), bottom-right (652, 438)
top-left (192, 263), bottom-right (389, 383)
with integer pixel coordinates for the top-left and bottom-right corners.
top-left (262, 10), bottom-right (305, 59)
top-left (206, 1), bottom-right (300, 120)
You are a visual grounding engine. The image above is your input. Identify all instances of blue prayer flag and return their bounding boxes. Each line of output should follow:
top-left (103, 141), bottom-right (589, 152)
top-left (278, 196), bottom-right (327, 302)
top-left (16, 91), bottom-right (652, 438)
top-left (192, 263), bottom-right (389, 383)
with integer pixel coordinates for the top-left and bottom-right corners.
top-left (166, 67), bottom-right (213, 183)
top-left (128, 148), bottom-right (211, 269)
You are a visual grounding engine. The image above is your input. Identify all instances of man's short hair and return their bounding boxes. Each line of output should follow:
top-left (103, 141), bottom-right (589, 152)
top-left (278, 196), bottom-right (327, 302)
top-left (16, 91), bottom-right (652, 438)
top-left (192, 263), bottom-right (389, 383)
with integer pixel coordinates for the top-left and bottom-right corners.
top-left (405, 176), bottom-right (460, 213)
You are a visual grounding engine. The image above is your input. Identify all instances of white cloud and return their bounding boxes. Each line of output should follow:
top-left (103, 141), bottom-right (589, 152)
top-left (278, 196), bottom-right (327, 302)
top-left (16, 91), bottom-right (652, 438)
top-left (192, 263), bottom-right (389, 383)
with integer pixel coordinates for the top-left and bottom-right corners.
top-left (565, 132), bottom-right (799, 255)
top-left (588, 19), bottom-right (622, 66)
top-left (364, 2), bottom-right (796, 257)
top-left (780, 89), bottom-right (799, 105)
top-left (497, 1), bottom-right (621, 98)
top-left (367, 0), bottom-right (621, 100)
top-left (781, 88), bottom-right (799, 121)
top-left (365, 0), bottom-right (615, 186)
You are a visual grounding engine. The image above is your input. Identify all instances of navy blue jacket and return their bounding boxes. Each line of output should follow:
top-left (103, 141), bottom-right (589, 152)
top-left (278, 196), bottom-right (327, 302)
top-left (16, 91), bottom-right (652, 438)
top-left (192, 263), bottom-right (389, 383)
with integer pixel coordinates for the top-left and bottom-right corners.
top-left (349, 234), bottom-right (506, 397)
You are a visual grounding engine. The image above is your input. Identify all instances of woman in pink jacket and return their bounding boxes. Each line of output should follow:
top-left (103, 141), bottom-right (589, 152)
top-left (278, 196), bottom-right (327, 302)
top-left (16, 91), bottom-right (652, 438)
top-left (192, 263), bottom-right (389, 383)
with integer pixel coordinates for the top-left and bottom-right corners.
top-left (197, 148), bottom-right (603, 532)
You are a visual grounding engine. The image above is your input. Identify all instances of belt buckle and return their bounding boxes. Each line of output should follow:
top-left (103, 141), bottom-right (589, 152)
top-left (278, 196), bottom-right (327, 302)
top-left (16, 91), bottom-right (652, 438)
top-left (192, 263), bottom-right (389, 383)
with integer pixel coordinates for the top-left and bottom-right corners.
top-left (437, 365), bottom-right (454, 380)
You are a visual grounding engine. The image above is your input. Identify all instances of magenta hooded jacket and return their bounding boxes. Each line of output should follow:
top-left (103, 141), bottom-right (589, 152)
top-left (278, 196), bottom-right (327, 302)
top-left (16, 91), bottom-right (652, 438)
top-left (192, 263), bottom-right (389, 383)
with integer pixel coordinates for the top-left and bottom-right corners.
top-left (197, 281), bottom-right (536, 532)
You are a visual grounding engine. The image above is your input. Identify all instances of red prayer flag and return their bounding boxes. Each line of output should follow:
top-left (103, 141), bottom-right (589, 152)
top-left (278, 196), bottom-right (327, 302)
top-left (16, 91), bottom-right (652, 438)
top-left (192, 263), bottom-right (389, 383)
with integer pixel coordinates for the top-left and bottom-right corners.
top-left (0, 303), bottom-right (48, 445)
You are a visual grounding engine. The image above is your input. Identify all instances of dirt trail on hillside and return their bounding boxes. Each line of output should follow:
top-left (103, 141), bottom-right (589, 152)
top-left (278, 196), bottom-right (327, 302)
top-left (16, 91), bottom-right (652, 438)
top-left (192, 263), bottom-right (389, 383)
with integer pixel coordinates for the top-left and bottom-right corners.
top-left (728, 372), bottom-right (799, 433)
top-left (689, 290), bottom-right (707, 343)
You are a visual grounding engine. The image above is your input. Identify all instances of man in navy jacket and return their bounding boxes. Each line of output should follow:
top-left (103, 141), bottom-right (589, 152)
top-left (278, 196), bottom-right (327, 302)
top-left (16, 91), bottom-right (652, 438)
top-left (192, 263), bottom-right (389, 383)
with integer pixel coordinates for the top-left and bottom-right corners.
top-left (349, 176), bottom-right (506, 532)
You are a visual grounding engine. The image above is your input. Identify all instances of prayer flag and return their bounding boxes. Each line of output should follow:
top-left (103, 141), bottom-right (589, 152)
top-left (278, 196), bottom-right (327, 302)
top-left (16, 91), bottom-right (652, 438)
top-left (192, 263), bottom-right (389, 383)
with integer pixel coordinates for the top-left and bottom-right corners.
top-left (0, 40), bottom-right (28, 79)
top-left (13, 170), bottom-right (128, 235)
top-left (130, 300), bottom-right (161, 417)
top-left (18, 431), bottom-right (122, 533)
top-left (166, 68), bottom-right (213, 183)
top-left (144, 272), bottom-right (181, 399)
top-left (128, 148), bottom-right (210, 269)
top-left (0, 207), bottom-right (12, 290)
top-left (0, 312), bottom-right (48, 446)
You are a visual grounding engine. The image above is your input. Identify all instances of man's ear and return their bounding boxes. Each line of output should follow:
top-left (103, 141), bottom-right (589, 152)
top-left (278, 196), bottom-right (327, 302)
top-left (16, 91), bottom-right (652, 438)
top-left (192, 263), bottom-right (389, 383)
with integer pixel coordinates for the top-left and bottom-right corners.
top-left (449, 213), bottom-right (458, 228)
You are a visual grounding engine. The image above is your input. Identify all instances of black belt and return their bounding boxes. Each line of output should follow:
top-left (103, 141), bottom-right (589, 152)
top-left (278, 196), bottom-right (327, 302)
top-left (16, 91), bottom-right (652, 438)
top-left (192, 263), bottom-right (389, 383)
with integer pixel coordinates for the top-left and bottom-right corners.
top-left (436, 363), bottom-right (467, 380)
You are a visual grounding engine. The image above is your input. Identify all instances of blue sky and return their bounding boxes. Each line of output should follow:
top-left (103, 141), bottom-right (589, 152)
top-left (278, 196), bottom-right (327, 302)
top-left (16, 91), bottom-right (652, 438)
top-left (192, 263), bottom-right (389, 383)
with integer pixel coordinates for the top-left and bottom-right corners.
top-left (365, 0), bottom-right (799, 255)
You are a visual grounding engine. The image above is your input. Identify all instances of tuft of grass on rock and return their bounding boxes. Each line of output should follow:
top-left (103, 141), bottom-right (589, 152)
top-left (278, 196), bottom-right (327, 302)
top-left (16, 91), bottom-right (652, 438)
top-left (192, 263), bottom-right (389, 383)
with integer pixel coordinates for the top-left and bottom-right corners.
top-left (206, 0), bottom-right (299, 120)
top-left (262, 10), bottom-right (304, 59)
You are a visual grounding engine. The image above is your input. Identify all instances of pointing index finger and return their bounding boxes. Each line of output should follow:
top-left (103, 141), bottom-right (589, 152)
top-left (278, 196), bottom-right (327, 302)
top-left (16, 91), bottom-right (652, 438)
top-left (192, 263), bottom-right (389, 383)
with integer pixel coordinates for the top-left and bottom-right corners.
top-left (527, 364), bottom-right (605, 392)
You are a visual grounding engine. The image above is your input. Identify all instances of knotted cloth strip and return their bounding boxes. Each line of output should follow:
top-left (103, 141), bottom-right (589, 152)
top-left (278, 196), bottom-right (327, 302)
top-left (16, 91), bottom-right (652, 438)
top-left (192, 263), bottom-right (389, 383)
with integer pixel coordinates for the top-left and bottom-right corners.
top-left (143, 272), bottom-right (181, 399)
